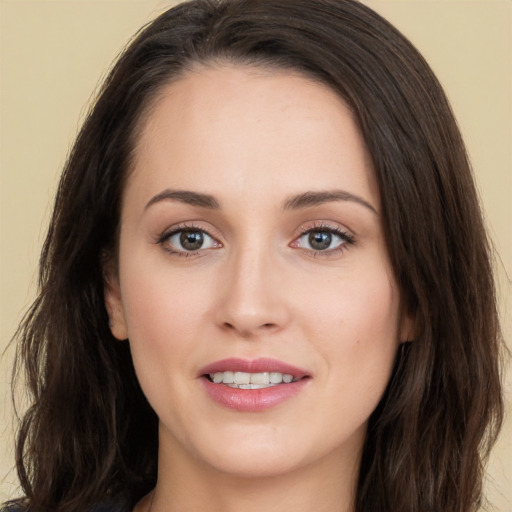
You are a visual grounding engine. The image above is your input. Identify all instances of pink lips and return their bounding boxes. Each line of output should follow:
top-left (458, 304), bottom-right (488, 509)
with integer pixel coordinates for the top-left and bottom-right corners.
top-left (199, 358), bottom-right (310, 412)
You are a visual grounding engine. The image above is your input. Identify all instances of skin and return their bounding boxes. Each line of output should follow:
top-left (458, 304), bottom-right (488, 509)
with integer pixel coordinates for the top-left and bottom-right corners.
top-left (105, 65), bottom-right (413, 512)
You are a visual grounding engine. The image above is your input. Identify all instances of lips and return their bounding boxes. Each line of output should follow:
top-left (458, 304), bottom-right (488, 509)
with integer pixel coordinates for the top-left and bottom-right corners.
top-left (200, 357), bottom-right (309, 377)
top-left (199, 358), bottom-right (310, 412)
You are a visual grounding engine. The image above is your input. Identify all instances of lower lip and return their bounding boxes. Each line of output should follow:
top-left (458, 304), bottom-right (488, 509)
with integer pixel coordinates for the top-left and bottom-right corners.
top-left (201, 377), bottom-right (309, 412)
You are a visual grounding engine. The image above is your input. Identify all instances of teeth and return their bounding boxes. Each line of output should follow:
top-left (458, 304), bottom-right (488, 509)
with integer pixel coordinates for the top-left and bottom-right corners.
top-left (270, 372), bottom-right (282, 383)
top-left (210, 371), bottom-right (297, 388)
top-left (250, 372), bottom-right (270, 385)
top-left (212, 373), bottom-right (223, 383)
top-left (234, 371), bottom-right (250, 385)
top-left (222, 371), bottom-right (234, 383)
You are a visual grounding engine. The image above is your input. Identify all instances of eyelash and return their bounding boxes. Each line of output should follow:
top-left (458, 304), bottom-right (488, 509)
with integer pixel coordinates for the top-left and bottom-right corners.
top-left (294, 223), bottom-right (355, 257)
top-left (156, 222), bottom-right (355, 258)
top-left (156, 223), bottom-right (221, 257)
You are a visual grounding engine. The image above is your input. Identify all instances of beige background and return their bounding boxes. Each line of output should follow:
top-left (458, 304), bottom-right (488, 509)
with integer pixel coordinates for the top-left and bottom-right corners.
top-left (1, 0), bottom-right (510, 509)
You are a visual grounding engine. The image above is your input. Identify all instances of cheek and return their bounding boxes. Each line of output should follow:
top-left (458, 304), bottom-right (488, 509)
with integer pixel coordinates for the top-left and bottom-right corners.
top-left (120, 249), bottom-right (213, 339)
top-left (118, 269), bottom-right (211, 431)
top-left (302, 266), bottom-right (401, 401)
top-left (302, 266), bottom-right (400, 347)
top-left (305, 275), bottom-right (400, 437)
top-left (116, 252), bottom-right (216, 393)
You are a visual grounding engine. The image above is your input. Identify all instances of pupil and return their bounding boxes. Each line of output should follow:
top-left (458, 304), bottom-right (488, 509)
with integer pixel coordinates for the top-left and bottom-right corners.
top-left (309, 231), bottom-right (331, 250)
top-left (180, 231), bottom-right (203, 251)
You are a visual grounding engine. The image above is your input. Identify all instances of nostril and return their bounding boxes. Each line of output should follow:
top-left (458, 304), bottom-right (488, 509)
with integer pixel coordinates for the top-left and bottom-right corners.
top-left (221, 321), bottom-right (277, 335)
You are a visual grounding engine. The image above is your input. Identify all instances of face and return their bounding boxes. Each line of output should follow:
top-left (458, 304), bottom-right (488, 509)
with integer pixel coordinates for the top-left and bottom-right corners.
top-left (105, 65), bottom-right (412, 479)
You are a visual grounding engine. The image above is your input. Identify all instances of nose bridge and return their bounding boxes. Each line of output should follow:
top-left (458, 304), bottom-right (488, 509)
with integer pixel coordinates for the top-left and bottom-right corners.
top-left (216, 234), bottom-right (288, 335)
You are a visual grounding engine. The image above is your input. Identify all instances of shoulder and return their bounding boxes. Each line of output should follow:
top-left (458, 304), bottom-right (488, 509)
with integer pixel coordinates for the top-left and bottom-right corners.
top-left (1, 498), bottom-right (129, 512)
top-left (90, 498), bottom-right (131, 512)
top-left (89, 500), bottom-right (130, 512)
top-left (0, 501), bottom-right (26, 512)
top-left (0, 502), bottom-right (25, 512)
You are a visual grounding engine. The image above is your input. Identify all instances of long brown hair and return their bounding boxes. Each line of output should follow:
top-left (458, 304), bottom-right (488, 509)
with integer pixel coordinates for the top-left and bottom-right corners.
top-left (12, 1), bottom-right (504, 511)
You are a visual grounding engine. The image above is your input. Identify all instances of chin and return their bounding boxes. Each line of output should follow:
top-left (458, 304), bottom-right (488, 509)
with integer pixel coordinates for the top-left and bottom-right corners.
top-left (204, 449), bottom-right (307, 479)
top-left (187, 424), bottom-right (342, 480)
top-left (169, 423), bottom-right (307, 478)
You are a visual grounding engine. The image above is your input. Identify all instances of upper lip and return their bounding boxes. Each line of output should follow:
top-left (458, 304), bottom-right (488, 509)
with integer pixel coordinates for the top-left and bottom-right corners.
top-left (199, 357), bottom-right (310, 379)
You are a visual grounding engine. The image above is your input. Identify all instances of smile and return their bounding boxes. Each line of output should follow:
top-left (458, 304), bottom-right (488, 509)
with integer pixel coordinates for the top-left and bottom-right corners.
top-left (208, 371), bottom-right (299, 388)
top-left (200, 358), bottom-right (310, 411)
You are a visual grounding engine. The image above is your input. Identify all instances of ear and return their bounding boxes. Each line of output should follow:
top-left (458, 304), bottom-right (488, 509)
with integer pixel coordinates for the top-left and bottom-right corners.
top-left (103, 258), bottom-right (129, 341)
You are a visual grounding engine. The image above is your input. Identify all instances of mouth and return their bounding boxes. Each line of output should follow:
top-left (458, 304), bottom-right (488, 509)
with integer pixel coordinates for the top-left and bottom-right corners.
top-left (199, 358), bottom-right (310, 411)
top-left (206, 370), bottom-right (301, 389)
top-left (200, 357), bottom-right (309, 385)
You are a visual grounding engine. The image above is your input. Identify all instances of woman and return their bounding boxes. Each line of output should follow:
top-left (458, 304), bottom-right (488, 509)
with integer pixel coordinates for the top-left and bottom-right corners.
top-left (7, 0), bottom-right (504, 511)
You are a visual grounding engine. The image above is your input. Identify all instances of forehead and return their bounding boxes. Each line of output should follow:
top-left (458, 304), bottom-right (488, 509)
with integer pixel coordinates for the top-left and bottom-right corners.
top-left (127, 64), bottom-right (378, 211)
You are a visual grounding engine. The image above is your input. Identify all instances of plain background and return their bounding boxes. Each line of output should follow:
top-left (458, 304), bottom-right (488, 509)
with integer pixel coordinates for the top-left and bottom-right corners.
top-left (0, 0), bottom-right (510, 509)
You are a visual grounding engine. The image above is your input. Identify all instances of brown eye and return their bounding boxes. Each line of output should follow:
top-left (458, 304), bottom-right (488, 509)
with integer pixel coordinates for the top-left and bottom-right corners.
top-left (180, 230), bottom-right (204, 251)
top-left (295, 227), bottom-right (352, 253)
top-left (308, 231), bottom-right (332, 251)
top-left (163, 228), bottom-right (218, 253)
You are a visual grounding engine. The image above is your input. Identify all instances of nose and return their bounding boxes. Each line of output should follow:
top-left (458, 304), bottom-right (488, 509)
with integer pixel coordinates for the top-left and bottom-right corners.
top-left (215, 245), bottom-right (290, 338)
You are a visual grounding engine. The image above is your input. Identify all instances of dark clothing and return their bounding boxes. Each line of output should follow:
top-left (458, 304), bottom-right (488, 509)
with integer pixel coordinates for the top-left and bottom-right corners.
top-left (1, 498), bottom-right (130, 512)
top-left (91, 500), bottom-right (130, 512)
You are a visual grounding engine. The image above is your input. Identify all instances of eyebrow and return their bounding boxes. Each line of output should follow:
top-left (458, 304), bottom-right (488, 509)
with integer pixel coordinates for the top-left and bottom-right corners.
top-left (145, 189), bottom-right (220, 210)
top-left (144, 188), bottom-right (377, 214)
top-left (283, 190), bottom-right (378, 214)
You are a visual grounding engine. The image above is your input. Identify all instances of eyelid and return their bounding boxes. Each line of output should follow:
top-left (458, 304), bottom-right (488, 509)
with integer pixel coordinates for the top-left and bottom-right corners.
top-left (155, 220), bottom-right (354, 257)
top-left (156, 222), bottom-right (223, 255)
top-left (290, 222), bottom-right (355, 255)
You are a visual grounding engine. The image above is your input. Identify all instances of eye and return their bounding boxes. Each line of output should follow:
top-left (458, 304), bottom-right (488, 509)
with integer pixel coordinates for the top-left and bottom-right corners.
top-left (160, 227), bottom-right (220, 254)
top-left (293, 226), bottom-right (354, 253)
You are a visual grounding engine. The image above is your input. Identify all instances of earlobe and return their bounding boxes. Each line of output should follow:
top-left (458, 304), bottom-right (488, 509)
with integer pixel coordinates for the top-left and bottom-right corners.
top-left (103, 263), bottom-right (129, 341)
